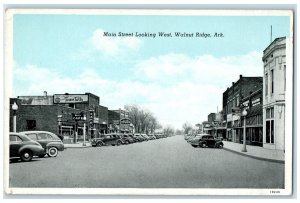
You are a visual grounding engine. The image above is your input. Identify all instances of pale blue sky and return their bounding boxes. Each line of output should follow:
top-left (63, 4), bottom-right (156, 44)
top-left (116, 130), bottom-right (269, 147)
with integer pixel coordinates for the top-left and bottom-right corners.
top-left (12, 14), bottom-right (291, 127)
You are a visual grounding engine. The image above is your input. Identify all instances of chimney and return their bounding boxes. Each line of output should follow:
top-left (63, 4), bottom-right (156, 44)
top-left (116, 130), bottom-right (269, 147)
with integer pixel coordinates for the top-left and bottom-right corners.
top-left (43, 91), bottom-right (47, 97)
top-left (232, 82), bottom-right (234, 86)
top-left (240, 74), bottom-right (243, 79)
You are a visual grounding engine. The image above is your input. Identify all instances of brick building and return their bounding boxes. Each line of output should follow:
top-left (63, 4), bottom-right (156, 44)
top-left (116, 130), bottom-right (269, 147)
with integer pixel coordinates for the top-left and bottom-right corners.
top-left (108, 109), bottom-right (133, 133)
top-left (208, 113), bottom-right (216, 122)
top-left (9, 92), bottom-right (109, 143)
top-left (223, 75), bottom-right (263, 142)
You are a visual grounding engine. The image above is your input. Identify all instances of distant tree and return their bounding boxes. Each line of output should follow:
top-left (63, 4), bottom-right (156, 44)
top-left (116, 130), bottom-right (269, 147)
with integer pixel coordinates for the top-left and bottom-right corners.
top-left (182, 122), bottom-right (193, 134)
top-left (125, 104), bottom-right (161, 134)
top-left (163, 125), bottom-right (175, 136)
top-left (175, 129), bottom-right (183, 135)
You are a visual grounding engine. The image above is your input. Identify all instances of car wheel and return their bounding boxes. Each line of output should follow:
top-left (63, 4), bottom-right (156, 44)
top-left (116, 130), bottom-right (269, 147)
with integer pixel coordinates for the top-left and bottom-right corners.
top-left (201, 143), bottom-right (207, 148)
top-left (38, 154), bottom-right (46, 158)
top-left (126, 140), bottom-right (129, 144)
top-left (219, 144), bottom-right (224, 149)
top-left (97, 141), bottom-right (103, 147)
top-left (20, 150), bottom-right (33, 162)
top-left (48, 147), bottom-right (58, 157)
top-left (191, 145), bottom-right (197, 148)
top-left (117, 140), bottom-right (122, 146)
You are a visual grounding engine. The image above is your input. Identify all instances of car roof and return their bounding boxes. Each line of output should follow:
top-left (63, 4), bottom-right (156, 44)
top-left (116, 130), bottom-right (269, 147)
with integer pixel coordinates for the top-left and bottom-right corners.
top-left (19, 131), bottom-right (56, 134)
top-left (10, 132), bottom-right (31, 141)
top-left (199, 134), bottom-right (212, 137)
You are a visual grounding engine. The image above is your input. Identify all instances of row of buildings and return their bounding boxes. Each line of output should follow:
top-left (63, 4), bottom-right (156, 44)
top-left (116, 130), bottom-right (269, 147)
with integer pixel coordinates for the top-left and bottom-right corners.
top-left (10, 92), bottom-right (134, 143)
top-left (200, 37), bottom-right (286, 151)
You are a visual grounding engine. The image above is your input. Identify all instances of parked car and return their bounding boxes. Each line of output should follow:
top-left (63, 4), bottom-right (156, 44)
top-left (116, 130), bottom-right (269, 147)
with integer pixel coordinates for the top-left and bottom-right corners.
top-left (140, 134), bottom-right (150, 141)
top-left (10, 132), bottom-right (45, 162)
top-left (91, 133), bottom-right (124, 147)
top-left (19, 131), bottom-right (65, 157)
top-left (127, 133), bottom-right (139, 142)
top-left (186, 134), bottom-right (197, 143)
top-left (154, 133), bottom-right (163, 139)
top-left (133, 134), bottom-right (146, 142)
top-left (189, 134), bottom-right (224, 148)
top-left (148, 134), bottom-right (156, 140)
top-left (121, 134), bottom-right (135, 144)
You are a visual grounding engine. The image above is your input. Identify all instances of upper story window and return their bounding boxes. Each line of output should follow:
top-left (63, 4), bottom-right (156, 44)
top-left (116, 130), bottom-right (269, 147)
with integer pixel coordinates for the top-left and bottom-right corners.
top-left (265, 73), bottom-right (268, 96)
top-left (271, 69), bottom-right (274, 94)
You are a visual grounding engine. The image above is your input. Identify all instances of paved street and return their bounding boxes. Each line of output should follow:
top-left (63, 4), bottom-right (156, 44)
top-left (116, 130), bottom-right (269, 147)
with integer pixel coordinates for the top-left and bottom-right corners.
top-left (9, 135), bottom-right (284, 188)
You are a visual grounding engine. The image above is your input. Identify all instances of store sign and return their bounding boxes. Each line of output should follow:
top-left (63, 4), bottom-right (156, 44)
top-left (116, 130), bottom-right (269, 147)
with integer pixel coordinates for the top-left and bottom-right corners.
top-left (72, 113), bottom-right (85, 121)
top-left (242, 100), bottom-right (249, 107)
top-left (89, 110), bottom-right (94, 128)
top-left (94, 117), bottom-right (99, 123)
top-left (251, 98), bottom-right (261, 106)
top-left (53, 94), bottom-right (88, 104)
top-left (227, 114), bottom-right (240, 121)
top-left (120, 118), bottom-right (131, 124)
top-left (113, 120), bottom-right (120, 125)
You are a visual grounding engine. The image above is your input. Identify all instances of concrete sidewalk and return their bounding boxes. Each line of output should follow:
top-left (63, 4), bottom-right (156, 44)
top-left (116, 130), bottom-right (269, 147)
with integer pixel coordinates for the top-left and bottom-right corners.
top-left (223, 141), bottom-right (285, 163)
top-left (64, 142), bottom-right (92, 148)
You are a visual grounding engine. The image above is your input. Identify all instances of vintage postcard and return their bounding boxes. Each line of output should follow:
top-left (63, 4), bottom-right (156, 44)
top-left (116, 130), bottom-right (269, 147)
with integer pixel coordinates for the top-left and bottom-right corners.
top-left (4, 9), bottom-right (294, 196)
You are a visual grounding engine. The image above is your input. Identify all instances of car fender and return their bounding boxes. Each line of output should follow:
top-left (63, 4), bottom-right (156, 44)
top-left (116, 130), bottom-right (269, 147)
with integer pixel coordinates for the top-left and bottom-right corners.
top-left (45, 142), bottom-right (64, 152)
top-left (18, 145), bottom-right (44, 155)
top-left (97, 140), bottom-right (105, 145)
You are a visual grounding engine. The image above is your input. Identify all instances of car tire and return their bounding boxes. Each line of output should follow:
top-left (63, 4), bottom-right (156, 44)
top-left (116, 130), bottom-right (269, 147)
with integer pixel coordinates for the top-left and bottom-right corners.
top-left (97, 141), bottom-right (103, 147)
top-left (192, 145), bottom-right (197, 148)
top-left (116, 140), bottom-right (122, 146)
top-left (20, 150), bottom-right (33, 162)
top-left (201, 143), bottom-right (207, 148)
top-left (38, 154), bottom-right (46, 158)
top-left (219, 144), bottom-right (224, 149)
top-left (48, 147), bottom-right (58, 157)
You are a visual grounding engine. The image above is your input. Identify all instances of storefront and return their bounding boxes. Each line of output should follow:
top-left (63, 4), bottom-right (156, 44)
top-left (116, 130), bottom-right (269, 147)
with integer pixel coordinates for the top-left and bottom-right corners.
top-left (238, 89), bottom-right (263, 146)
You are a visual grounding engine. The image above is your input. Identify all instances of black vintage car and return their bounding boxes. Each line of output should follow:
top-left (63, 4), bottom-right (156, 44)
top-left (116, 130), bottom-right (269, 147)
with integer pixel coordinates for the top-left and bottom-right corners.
top-left (189, 134), bottom-right (224, 148)
top-left (10, 132), bottom-right (45, 162)
top-left (91, 133), bottom-right (125, 147)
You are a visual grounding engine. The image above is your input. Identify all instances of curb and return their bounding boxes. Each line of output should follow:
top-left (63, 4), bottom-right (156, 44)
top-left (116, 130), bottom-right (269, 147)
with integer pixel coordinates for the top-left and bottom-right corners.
top-left (223, 147), bottom-right (285, 164)
top-left (64, 145), bottom-right (92, 149)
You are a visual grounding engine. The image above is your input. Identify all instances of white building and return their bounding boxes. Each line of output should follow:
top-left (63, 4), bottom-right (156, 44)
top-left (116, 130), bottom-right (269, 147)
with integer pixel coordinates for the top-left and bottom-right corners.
top-left (262, 37), bottom-right (286, 151)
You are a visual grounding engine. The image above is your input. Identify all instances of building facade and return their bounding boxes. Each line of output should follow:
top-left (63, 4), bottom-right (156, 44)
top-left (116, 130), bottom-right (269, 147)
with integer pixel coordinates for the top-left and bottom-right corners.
top-left (108, 109), bottom-right (133, 133)
top-left (10, 92), bottom-right (109, 143)
top-left (262, 37), bottom-right (286, 151)
top-left (240, 89), bottom-right (263, 146)
top-left (203, 111), bottom-right (226, 139)
top-left (222, 75), bottom-right (263, 143)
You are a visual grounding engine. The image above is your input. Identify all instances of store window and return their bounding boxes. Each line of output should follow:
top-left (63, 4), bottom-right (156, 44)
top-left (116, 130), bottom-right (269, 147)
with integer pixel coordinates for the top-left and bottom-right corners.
top-left (266, 107), bottom-right (274, 144)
